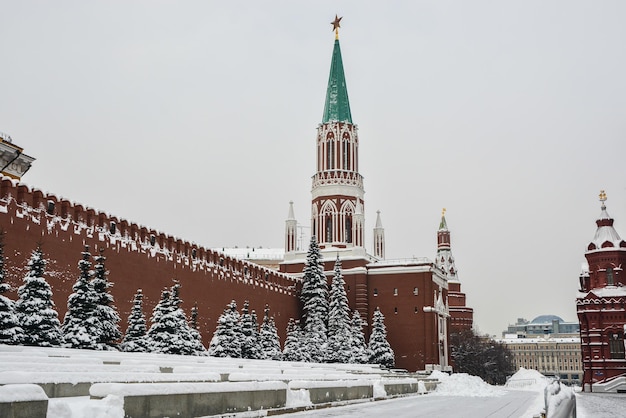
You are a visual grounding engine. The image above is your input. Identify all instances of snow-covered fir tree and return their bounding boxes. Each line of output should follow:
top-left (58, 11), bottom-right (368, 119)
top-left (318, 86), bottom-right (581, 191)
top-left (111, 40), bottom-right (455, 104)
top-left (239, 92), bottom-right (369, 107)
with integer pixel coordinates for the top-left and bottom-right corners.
top-left (147, 282), bottom-right (202, 355)
top-left (169, 282), bottom-right (205, 355)
top-left (367, 307), bottom-right (395, 368)
top-left (120, 289), bottom-right (150, 352)
top-left (62, 246), bottom-right (101, 350)
top-left (91, 249), bottom-right (121, 349)
top-left (349, 310), bottom-right (369, 364)
top-left (325, 256), bottom-right (352, 363)
top-left (282, 318), bottom-right (310, 362)
top-left (239, 300), bottom-right (261, 359)
top-left (208, 300), bottom-right (243, 358)
top-left (259, 304), bottom-right (282, 360)
top-left (15, 245), bottom-right (63, 347)
top-left (300, 236), bottom-right (328, 362)
top-left (189, 302), bottom-right (207, 355)
top-left (0, 231), bottom-right (23, 344)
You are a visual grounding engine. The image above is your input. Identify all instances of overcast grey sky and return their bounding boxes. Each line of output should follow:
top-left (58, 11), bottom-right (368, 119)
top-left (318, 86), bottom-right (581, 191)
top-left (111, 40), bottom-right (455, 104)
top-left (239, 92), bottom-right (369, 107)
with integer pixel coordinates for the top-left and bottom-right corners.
top-left (2, 1), bottom-right (626, 337)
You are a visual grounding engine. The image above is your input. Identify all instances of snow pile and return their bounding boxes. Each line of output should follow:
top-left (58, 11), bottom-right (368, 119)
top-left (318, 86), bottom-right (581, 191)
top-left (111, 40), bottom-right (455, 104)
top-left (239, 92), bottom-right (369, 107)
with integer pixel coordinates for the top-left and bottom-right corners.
top-left (48, 395), bottom-right (124, 418)
top-left (545, 380), bottom-right (576, 418)
top-left (429, 371), bottom-right (506, 397)
top-left (505, 367), bottom-right (551, 392)
top-left (372, 379), bottom-right (386, 398)
top-left (286, 388), bottom-right (312, 408)
top-left (0, 383), bottom-right (47, 401)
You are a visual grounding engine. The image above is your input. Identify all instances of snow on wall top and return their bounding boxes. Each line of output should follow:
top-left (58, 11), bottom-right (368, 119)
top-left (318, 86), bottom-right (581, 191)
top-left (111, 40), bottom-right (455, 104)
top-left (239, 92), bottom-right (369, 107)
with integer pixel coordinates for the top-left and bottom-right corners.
top-left (0, 177), bottom-right (299, 295)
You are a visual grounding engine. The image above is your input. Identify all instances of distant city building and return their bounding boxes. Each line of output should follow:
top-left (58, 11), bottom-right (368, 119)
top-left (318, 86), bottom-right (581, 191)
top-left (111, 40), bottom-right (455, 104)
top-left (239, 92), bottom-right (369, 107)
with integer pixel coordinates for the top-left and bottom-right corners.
top-left (499, 335), bottom-right (582, 386)
top-left (0, 132), bottom-right (34, 180)
top-left (503, 315), bottom-right (579, 338)
top-left (577, 191), bottom-right (626, 392)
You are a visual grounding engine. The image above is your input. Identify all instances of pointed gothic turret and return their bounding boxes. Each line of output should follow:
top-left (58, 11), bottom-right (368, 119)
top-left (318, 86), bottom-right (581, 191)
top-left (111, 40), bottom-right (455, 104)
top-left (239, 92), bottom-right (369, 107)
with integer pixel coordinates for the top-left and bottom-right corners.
top-left (322, 36), bottom-right (352, 124)
top-left (580, 190), bottom-right (626, 291)
top-left (311, 19), bottom-right (365, 250)
top-left (285, 201), bottom-right (297, 253)
top-left (435, 209), bottom-right (473, 333)
top-left (374, 210), bottom-right (385, 259)
top-left (436, 209), bottom-right (456, 281)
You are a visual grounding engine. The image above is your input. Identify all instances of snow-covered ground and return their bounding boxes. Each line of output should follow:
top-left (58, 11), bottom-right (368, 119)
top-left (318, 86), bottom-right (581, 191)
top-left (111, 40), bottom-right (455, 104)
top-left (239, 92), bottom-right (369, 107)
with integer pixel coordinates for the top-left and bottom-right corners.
top-left (576, 392), bottom-right (626, 418)
top-left (6, 345), bottom-right (620, 418)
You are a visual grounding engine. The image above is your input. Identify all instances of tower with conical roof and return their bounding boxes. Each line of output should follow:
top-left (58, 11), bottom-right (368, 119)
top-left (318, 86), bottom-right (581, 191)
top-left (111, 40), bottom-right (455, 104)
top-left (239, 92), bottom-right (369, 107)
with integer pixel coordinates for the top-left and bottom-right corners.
top-left (310, 16), bottom-right (365, 251)
top-left (281, 17), bottom-right (453, 373)
top-left (577, 191), bottom-right (626, 392)
top-left (435, 209), bottom-right (473, 333)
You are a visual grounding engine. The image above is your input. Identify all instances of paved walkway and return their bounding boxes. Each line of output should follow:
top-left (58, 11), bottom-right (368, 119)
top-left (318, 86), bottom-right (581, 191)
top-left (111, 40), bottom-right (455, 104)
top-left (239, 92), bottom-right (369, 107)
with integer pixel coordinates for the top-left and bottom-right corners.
top-left (282, 391), bottom-right (542, 418)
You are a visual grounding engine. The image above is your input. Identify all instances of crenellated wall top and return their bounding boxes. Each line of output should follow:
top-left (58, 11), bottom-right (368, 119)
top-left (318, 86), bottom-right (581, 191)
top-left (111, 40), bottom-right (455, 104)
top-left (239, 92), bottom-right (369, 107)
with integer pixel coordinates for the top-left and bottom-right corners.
top-left (0, 177), bottom-right (300, 293)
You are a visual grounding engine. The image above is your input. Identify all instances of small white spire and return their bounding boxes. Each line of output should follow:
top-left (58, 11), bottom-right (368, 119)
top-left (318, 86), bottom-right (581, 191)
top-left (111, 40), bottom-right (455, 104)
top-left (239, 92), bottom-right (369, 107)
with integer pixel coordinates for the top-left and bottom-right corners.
top-left (375, 210), bottom-right (383, 228)
top-left (287, 201), bottom-right (296, 220)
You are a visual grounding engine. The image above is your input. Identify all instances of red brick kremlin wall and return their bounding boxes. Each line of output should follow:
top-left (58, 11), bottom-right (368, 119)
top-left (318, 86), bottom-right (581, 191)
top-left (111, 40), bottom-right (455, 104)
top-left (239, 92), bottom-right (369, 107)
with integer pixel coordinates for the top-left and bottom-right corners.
top-left (0, 178), bottom-right (301, 345)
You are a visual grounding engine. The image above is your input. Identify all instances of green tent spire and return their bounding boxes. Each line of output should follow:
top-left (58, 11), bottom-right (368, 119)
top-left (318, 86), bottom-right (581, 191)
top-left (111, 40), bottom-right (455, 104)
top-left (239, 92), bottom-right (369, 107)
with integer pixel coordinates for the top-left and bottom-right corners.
top-left (322, 38), bottom-right (352, 124)
top-left (439, 208), bottom-right (448, 230)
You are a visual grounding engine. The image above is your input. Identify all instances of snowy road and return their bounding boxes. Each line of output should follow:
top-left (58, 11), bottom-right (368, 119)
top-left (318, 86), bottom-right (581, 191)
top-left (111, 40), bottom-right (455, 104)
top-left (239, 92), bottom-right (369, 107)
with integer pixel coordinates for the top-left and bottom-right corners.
top-left (282, 391), bottom-right (542, 418)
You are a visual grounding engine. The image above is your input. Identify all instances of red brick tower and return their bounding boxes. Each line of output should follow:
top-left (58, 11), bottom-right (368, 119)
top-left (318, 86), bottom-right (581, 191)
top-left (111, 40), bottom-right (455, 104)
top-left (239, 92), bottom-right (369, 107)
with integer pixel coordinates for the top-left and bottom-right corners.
top-left (435, 209), bottom-right (473, 333)
top-left (280, 19), bottom-right (450, 371)
top-left (577, 191), bottom-right (626, 392)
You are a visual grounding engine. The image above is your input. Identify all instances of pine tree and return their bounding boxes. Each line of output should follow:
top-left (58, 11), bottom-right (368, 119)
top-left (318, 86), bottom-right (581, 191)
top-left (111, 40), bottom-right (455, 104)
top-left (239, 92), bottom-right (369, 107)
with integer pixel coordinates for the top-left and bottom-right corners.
top-left (349, 310), bottom-right (368, 364)
top-left (300, 236), bottom-right (328, 362)
top-left (0, 230), bottom-right (23, 344)
top-left (147, 288), bottom-right (176, 353)
top-left (208, 300), bottom-right (242, 358)
top-left (91, 249), bottom-right (121, 349)
top-left (240, 300), bottom-right (261, 359)
top-left (146, 283), bottom-right (198, 355)
top-left (367, 308), bottom-right (395, 368)
top-left (169, 282), bottom-right (204, 355)
top-left (120, 289), bottom-right (150, 352)
top-left (189, 302), bottom-right (207, 355)
top-left (62, 246), bottom-right (100, 349)
top-left (325, 256), bottom-right (352, 363)
top-left (15, 245), bottom-right (63, 347)
top-left (259, 304), bottom-right (282, 360)
top-left (283, 318), bottom-right (310, 362)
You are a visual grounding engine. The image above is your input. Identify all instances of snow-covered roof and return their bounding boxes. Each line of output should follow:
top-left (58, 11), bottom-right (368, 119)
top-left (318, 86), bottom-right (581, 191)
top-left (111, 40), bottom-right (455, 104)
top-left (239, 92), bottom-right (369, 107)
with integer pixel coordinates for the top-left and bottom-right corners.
top-left (497, 336), bottom-right (580, 344)
top-left (579, 286), bottom-right (626, 298)
top-left (214, 247), bottom-right (285, 261)
top-left (588, 203), bottom-right (626, 251)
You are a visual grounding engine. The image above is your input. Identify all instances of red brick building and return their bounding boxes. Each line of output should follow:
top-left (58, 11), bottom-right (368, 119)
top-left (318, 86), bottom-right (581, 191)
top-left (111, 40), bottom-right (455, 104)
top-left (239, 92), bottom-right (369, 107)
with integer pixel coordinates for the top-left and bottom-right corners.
top-left (577, 191), bottom-right (626, 392)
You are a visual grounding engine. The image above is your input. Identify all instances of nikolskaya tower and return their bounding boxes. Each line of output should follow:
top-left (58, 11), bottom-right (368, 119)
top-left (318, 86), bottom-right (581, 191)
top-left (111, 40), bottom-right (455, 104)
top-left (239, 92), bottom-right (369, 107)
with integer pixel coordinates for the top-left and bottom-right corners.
top-left (280, 16), bottom-right (453, 372)
top-left (283, 15), bottom-right (384, 261)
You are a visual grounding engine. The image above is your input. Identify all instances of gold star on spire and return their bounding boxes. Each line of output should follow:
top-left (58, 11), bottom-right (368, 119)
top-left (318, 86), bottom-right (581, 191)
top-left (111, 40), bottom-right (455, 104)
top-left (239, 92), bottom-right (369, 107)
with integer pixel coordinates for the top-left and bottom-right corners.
top-left (442, 208), bottom-right (446, 217)
top-left (331, 15), bottom-right (342, 40)
top-left (599, 190), bottom-right (607, 203)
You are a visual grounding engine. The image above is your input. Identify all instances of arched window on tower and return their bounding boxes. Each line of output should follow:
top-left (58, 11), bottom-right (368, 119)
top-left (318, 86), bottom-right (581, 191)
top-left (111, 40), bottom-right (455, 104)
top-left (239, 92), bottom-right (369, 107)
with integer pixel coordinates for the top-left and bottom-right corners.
top-left (325, 215), bottom-right (333, 243)
top-left (326, 135), bottom-right (335, 170)
top-left (345, 216), bottom-right (352, 243)
top-left (343, 139), bottom-right (349, 170)
top-left (607, 267), bottom-right (615, 286)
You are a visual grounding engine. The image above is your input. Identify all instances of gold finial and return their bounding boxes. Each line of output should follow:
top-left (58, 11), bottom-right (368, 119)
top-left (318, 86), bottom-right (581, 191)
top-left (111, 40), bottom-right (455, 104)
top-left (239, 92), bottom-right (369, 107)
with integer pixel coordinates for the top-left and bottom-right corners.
top-left (331, 15), bottom-right (342, 40)
top-left (599, 190), bottom-right (607, 203)
top-left (442, 207), bottom-right (446, 217)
